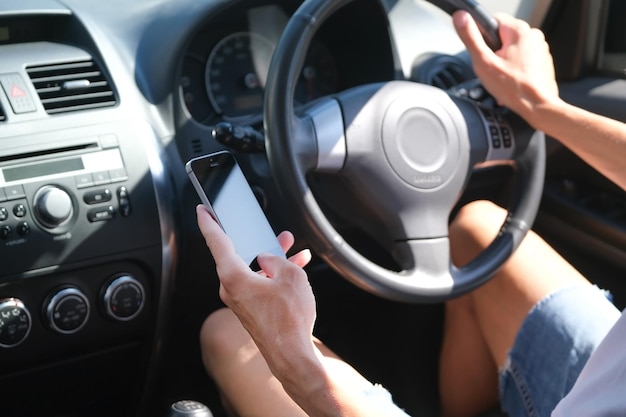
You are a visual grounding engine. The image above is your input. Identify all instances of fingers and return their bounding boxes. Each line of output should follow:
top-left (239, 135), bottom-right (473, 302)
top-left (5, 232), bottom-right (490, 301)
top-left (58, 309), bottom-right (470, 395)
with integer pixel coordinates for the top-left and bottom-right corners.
top-left (277, 230), bottom-right (312, 268)
top-left (453, 10), bottom-right (494, 61)
top-left (277, 230), bottom-right (295, 253)
top-left (288, 249), bottom-right (312, 269)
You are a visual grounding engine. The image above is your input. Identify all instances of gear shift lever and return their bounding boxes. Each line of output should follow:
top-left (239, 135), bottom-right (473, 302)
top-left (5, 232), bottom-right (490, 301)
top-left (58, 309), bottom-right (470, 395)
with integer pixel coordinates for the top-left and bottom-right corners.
top-left (168, 400), bottom-right (214, 417)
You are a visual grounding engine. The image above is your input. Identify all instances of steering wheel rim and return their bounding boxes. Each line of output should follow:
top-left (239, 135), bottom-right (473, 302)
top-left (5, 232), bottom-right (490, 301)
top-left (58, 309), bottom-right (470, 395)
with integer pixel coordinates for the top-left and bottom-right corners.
top-left (264, 0), bottom-right (546, 303)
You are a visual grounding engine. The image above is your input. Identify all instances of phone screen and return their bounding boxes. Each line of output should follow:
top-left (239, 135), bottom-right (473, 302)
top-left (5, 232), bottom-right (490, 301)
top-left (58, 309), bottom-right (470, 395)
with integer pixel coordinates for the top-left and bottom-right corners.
top-left (186, 151), bottom-right (285, 267)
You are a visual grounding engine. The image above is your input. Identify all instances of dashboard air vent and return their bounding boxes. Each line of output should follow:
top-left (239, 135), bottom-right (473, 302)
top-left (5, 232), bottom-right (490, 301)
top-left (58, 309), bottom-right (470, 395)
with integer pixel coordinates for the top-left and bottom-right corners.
top-left (412, 54), bottom-right (474, 90)
top-left (26, 60), bottom-right (117, 114)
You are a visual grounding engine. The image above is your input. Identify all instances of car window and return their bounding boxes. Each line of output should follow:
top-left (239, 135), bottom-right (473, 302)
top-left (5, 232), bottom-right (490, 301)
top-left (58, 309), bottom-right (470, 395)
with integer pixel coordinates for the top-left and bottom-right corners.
top-left (481, 0), bottom-right (553, 26)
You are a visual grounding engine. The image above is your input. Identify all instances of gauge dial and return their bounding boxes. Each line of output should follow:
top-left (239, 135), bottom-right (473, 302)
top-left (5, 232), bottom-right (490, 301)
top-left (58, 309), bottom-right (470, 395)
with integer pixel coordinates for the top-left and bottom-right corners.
top-left (205, 32), bottom-right (274, 119)
top-left (294, 41), bottom-right (338, 105)
top-left (204, 31), bottom-right (339, 120)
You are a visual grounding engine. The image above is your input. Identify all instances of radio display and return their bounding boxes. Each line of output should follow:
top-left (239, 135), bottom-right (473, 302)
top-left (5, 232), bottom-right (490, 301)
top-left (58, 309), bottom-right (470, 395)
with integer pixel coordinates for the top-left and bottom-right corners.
top-left (3, 157), bottom-right (85, 182)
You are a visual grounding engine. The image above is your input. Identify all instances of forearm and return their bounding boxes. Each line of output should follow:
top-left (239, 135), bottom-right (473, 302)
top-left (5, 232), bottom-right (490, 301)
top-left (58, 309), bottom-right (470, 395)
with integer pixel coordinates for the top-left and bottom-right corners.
top-left (262, 340), bottom-right (383, 417)
top-left (528, 98), bottom-right (626, 192)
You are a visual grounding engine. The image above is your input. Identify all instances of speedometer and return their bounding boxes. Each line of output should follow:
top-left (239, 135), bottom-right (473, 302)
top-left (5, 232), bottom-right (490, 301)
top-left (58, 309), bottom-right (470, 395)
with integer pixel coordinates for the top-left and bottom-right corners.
top-left (205, 32), bottom-right (273, 119)
top-left (205, 31), bottom-right (338, 120)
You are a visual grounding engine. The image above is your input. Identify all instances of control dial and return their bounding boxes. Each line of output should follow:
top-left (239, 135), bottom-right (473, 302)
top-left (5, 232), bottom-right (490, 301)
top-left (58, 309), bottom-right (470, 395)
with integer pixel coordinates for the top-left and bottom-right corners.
top-left (102, 275), bottom-right (145, 321)
top-left (45, 287), bottom-right (90, 334)
top-left (34, 185), bottom-right (74, 229)
top-left (0, 298), bottom-right (31, 348)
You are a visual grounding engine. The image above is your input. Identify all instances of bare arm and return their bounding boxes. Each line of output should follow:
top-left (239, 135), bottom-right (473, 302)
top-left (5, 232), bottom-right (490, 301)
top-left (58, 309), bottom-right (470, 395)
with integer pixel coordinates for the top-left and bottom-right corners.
top-left (196, 205), bottom-right (396, 417)
top-left (453, 11), bottom-right (626, 192)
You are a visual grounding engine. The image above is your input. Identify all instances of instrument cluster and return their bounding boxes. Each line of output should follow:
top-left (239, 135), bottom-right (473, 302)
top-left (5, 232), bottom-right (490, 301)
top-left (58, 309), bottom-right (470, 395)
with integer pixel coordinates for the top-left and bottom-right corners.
top-left (181, 4), bottom-right (338, 125)
top-left (180, 0), bottom-right (395, 126)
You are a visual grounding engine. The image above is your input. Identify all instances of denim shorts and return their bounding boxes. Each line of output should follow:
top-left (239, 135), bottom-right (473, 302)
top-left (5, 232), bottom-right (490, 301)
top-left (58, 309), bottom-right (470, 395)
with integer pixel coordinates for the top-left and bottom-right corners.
top-left (358, 383), bottom-right (412, 417)
top-left (499, 284), bottom-right (621, 417)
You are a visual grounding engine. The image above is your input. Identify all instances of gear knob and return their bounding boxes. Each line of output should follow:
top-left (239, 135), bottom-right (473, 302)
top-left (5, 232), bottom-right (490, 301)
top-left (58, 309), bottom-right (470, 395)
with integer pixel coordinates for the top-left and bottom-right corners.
top-left (168, 400), bottom-right (214, 417)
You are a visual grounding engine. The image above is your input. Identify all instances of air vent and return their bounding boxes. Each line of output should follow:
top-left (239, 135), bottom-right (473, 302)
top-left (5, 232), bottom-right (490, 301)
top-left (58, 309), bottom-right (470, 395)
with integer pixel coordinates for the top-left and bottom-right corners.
top-left (26, 60), bottom-right (117, 115)
top-left (412, 54), bottom-right (474, 90)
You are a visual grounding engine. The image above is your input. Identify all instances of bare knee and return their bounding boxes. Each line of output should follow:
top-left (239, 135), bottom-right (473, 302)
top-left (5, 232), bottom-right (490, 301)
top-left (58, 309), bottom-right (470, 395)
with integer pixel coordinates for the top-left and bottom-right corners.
top-left (200, 307), bottom-right (250, 374)
top-left (450, 200), bottom-right (507, 266)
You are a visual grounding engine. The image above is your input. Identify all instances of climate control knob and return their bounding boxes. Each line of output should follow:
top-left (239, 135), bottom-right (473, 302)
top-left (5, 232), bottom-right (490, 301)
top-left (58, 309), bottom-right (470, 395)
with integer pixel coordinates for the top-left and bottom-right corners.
top-left (34, 185), bottom-right (74, 228)
top-left (0, 298), bottom-right (31, 348)
top-left (45, 287), bottom-right (90, 334)
top-left (102, 275), bottom-right (145, 321)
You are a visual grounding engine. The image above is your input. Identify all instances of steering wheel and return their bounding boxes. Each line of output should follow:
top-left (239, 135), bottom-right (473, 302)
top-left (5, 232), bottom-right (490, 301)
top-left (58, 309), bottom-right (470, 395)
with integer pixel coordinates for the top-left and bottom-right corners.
top-left (263, 0), bottom-right (545, 303)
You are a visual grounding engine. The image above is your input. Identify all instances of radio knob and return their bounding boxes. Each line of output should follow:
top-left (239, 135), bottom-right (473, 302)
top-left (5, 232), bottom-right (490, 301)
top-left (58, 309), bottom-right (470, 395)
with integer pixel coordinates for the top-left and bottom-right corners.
top-left (34, 186), bottom-right (74, 228)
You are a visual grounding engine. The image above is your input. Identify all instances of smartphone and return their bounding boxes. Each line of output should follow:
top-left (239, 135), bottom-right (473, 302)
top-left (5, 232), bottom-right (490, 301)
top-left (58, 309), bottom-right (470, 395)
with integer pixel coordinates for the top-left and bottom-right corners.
top-left (447, 0), bottom-right (502, 50)
top-left (186, 151), bottom-right (285, 267)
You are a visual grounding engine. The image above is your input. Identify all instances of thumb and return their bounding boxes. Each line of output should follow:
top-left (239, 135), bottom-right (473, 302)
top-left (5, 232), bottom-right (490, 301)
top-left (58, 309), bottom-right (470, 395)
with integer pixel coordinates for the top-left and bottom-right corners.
top-left (256, 252), bottom-right (301, 280)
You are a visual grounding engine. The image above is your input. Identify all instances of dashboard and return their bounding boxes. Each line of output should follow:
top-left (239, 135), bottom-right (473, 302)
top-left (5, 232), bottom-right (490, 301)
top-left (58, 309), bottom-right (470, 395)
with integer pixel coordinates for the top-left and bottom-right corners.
top-left (0, 0), bottom-right (424, 415)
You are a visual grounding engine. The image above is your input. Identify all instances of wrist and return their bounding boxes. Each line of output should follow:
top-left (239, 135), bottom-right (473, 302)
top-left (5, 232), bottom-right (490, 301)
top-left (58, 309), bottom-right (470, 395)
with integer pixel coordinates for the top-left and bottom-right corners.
top-left (522, 96), bottom-right (568, 133)
top-left (270, 341), bottom-right (340, 414)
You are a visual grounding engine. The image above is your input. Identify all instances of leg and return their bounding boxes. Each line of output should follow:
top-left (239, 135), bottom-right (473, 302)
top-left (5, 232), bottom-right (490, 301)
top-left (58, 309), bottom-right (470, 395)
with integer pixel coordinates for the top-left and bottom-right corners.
top-left (200, 307), bottom-right (409, 417)
top-left (200, 308), bottom-right (309, 417)
top-left (439, 201), bottom-right (591, 417)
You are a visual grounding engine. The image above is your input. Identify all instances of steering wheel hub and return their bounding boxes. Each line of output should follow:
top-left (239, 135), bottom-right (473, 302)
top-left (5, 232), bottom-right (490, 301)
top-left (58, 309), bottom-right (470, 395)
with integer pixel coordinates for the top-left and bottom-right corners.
top-left (382, 94), bottom-right (461, 189)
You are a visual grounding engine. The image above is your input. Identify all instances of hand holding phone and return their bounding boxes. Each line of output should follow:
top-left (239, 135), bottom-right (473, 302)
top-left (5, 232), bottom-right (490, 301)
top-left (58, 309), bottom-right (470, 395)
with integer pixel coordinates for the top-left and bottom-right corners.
top-left (186, 151), bottom-right (285, 267)
top-left (447, 0), bottom-right (502, 50)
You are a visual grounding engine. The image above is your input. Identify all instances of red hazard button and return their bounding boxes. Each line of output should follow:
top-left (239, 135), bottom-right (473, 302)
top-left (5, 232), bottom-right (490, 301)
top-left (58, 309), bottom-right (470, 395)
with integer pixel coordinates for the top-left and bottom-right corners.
top-left (10, 84), bottom-right (26, 98)
top-left (0, 72), bottom-right (37, 114)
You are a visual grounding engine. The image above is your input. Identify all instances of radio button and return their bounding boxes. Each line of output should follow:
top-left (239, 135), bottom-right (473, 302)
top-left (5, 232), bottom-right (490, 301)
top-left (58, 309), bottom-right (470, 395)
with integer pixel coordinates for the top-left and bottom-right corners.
top-left (117, 187), bottom-right (131, 217)
top-left (16, 222), bottom-right (30, 236)
top-left (75, 174), bottom-right (94, 189)
top-left (83, 189), bottom-right (112, 205)
top-left (34, 186), bottom-right (73, 228)
top-left (99, 133), bottom-right (119, 149)
top-left (0, 225), bottom-right (12, 240)
top-left (109, 168), bottom-right (128, 183)
top-left (87, 206), bottom-right (115, 222)
top-left (93, 171), bottom-right (111, 186)
top-left (4, 185), bottom-right (25, 200)
top-left (12, 204), bottom-right (26, 218)
top-left (0, 207), bottom-right (7, 221)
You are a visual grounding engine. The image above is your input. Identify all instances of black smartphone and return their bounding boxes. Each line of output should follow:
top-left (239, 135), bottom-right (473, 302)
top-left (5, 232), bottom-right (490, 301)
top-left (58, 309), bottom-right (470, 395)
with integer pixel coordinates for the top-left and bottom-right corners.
top-left (186, 151), bottom-right (285, 267)
top-left (447, 0), bottom-right (502, 50)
